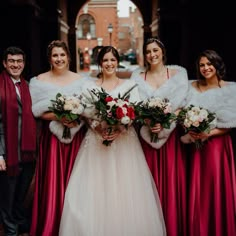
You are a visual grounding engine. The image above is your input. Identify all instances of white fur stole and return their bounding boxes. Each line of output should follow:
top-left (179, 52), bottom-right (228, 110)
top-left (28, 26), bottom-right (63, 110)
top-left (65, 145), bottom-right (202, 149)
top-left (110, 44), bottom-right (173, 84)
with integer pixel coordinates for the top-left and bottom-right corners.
top-left (140, 122), bottom-right (176, 149)
top-left (49, 120), bottom-right (84, 144)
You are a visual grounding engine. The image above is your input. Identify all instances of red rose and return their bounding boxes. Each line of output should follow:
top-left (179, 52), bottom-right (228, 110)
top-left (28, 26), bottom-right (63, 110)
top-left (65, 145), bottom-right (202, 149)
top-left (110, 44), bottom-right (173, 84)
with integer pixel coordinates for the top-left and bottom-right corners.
top-left (105, 96), bottom-right (113, 102)
top-left (127, 107), bottom-right (135, 119)
top-left (116, 107), bottom-right (124, 119)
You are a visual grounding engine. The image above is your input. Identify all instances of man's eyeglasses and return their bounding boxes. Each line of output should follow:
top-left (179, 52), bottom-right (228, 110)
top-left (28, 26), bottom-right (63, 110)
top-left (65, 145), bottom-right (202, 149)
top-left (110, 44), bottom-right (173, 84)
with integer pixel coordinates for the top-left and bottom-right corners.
top-left (7, 59), bottom-right (24, 64)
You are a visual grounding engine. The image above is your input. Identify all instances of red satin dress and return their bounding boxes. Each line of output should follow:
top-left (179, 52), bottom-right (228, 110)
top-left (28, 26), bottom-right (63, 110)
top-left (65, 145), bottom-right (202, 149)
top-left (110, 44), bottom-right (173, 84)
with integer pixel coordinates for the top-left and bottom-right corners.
top-left (141, 127), bottom-right (187, 236)
top-left (187, 134), bottom-right (236, 236)
top-left (140, 69), bottom-right (187, 236)
top-left (30, 121), bottom-right (86, 236)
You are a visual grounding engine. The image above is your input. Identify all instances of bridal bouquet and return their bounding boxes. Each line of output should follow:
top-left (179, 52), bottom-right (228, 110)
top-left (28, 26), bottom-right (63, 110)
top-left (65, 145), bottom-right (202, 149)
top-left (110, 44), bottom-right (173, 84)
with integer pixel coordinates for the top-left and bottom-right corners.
top-left (48, 93), bottom-right (85, 139)
top-left (83, 86), bottom-right (136, 146)
top-left (134, 97), bottom-right (176, 142)
top-left (177, 104), bottom-right (216, 148)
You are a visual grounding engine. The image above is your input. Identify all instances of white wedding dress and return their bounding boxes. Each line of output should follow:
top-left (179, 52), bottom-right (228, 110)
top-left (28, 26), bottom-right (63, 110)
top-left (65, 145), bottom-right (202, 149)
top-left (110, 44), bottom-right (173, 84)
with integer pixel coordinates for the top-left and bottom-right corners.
top-left (59, 78), bottom-right (166, 236)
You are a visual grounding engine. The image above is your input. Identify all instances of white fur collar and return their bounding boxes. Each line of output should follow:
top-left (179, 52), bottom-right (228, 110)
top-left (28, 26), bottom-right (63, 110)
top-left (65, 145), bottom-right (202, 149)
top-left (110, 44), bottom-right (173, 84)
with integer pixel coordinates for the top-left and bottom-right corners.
top-left (185, 81), bottom-right (236, 128)
top-left (130, 65), bottom-right (189, 111)
top-left (29, 76), bottom-right (86, 117)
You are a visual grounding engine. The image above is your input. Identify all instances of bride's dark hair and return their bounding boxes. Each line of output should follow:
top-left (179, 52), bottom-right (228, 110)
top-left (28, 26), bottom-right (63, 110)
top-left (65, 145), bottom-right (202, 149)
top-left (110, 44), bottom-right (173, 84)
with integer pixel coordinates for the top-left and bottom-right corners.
top-left (96, 46), bottom-right (120, 78)
top-left (97, 46), bottom-right (120, 66)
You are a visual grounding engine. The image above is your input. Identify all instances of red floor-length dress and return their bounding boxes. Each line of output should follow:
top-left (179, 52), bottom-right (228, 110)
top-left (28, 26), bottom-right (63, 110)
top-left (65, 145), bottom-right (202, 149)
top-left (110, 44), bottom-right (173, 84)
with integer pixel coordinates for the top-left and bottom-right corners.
top-left (188, 135), bottom-right (236, 236)
top-left (29, 77), bottom-right (87, 236)
top-left (141, 127), bottom-right (187, 236)
top-left (131, 65), bottom-right (189, 236)
top-left (185, 82), bottom-right (236, 236)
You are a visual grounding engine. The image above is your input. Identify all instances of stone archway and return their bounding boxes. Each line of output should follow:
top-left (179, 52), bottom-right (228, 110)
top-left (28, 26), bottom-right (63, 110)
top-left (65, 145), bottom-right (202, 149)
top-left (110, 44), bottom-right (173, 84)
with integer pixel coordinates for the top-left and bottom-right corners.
top-left (64, 0), bottom-right (157, 72)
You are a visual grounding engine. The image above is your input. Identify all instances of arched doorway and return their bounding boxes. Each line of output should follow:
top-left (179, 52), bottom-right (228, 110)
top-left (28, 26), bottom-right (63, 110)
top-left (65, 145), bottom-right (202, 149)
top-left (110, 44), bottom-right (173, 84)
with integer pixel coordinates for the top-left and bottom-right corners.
top-left (63, 0), bottom-right (157, 73)
top-left (72, 0), bottom-right (144, 73)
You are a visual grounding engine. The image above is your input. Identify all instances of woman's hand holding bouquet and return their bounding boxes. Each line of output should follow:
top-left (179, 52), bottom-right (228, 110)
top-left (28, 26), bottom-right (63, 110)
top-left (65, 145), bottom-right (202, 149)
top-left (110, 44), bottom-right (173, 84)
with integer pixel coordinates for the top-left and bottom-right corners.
top-left (177, 104), bottom-right (216, 148)
top-left (81, 85), bottom-right (137, 146)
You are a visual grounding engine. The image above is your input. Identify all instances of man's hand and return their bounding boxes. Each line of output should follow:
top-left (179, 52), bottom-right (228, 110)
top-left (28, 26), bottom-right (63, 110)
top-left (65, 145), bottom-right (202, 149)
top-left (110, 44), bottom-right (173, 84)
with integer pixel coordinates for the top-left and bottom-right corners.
top-left (0, 158), bottom-right (6, 171)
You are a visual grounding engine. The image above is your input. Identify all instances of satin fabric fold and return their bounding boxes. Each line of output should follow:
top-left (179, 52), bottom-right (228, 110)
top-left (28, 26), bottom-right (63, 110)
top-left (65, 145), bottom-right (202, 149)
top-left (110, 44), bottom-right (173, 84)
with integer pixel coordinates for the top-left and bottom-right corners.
top-left (140, 126), bottom-right (187, 236)
top-left (30, 121), bottom-right (86, 236)
top-left (187, 134), bottom-right (236, 236)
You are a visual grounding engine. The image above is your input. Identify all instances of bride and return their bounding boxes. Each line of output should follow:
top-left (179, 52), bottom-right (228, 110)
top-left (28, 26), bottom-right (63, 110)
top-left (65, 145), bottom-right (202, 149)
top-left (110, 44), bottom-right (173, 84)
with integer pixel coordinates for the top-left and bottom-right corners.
top-left (59, 46), bottom-right (166, 236)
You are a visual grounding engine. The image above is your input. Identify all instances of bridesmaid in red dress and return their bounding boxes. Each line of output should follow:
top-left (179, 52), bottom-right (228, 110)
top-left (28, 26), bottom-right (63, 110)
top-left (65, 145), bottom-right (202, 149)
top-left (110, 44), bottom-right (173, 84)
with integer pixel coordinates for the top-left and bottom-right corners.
top-left (29, 40), bottom-right (87, 236)
top-left (181, 50), bottom-right (236, 236)
top-left (130, 37), bottom-right (189, 236)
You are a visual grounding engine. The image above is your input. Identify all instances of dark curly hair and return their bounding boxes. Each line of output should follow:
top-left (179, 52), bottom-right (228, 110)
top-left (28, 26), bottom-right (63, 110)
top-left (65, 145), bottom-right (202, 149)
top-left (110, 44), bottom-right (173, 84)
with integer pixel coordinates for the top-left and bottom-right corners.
top-left (196, 49), bottom-right (226, 86)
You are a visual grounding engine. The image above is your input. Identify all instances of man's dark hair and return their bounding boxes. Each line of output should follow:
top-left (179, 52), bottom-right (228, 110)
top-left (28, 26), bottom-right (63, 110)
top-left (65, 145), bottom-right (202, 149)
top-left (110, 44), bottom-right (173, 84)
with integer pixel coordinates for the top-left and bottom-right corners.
top-left (2, 46), bottom-right (26, 62)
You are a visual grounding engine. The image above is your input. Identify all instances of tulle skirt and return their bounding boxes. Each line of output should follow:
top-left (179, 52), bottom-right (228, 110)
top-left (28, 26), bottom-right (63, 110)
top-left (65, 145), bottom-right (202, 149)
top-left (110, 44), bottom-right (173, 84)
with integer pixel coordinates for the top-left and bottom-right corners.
top-left (59, 127), bottom-right (166, 236)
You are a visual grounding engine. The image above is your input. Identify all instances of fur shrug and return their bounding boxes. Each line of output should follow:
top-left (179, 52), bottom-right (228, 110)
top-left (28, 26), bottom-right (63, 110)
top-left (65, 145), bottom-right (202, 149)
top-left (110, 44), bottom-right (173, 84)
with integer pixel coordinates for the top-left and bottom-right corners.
top-left (29, 76), bottom-right (87, 143)
top-left (130, 65), bottom-right (189, 149)
top-left (184, 80), bottom-right (236, 128)
top-left (130, 65), bottom-right (189, 111)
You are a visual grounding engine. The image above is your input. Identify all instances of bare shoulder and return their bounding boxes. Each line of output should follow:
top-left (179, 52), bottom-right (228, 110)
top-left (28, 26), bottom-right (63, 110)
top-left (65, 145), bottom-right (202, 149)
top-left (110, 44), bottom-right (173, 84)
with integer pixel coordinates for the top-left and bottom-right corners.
top-left (139, 71), bottom-right (145, 79)
top-left (168, 66), bottom-right (186, 78)
top-left (220, 80), bottom-right (227, 87)
top-left (191, 80), bottom-right (198, 88)
top-left (95, 78), bottom-right (102, 86)
top-left (36, 71), bottom-right (51, 81)
top-left (168, 67), bottom-right (181, 77)
top-left (66, 71), bottom-right (84, 83)
top-left (68, 71), bottom-right (83, 80)
top-left (168, 68), bottom-right (178, 77)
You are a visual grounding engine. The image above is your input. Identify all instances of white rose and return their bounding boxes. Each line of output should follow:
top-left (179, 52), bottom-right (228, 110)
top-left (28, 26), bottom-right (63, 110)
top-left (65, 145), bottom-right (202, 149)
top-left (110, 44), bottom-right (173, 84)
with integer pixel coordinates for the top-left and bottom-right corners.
top-left (71, 105), bottom-right (84, 115)
top-left (64, 103), bottom-right (73, 111)
top-left (116, 99), bottom-right (128, 107)
top-left (199, 109), bottom-right (208, 119)
top-left (192, 121), bottom-right (200, 127)
top-left (121, 107), bottom-right (128, 115)
top-left (191, 106), bottom-right (201, 113)
top-left (58, 96), bottom-right (65, 102)
top-left (121, 116), bottom-right (130, 125)
top-left (209, 118), bottom-right (217, 129)
top-left (107, 100), bottom-right (116, 107)
top-left (184, 119), bottom-right (191, 128)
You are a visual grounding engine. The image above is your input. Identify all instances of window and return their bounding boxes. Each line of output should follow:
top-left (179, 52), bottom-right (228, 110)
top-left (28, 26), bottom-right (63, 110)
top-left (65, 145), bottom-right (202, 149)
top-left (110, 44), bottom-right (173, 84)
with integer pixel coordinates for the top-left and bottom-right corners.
top-left (77, 14), bottom-right (96, 39)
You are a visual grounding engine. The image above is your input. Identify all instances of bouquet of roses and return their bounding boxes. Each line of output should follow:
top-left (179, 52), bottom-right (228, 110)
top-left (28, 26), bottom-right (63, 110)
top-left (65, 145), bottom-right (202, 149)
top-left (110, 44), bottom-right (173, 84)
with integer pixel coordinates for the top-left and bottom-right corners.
top-left (83, 86), bottom-right (136, 146)
top-left (48, 93), bottom-right (85, 139)
top-left (177, 104), bottom-right (216, 148)
top-left (134, 97), bottom-right (176, 142)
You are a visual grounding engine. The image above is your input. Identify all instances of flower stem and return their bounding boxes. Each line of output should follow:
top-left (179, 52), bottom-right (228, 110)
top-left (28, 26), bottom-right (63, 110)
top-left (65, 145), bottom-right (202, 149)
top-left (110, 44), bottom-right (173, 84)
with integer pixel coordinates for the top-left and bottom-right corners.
top-left (150, 133), bottom-right (159, 143)
top-left (62, 126), bottom-right (71, 139)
